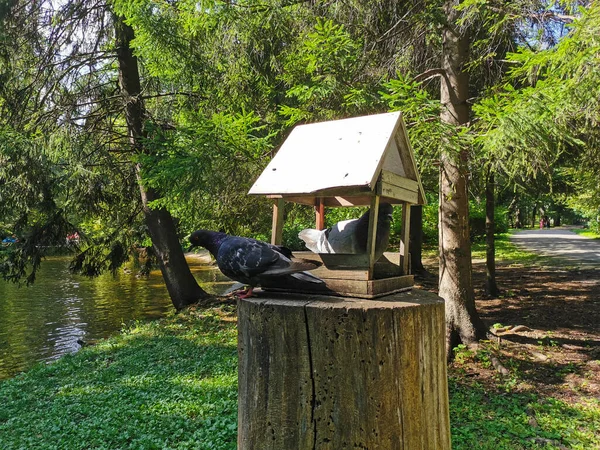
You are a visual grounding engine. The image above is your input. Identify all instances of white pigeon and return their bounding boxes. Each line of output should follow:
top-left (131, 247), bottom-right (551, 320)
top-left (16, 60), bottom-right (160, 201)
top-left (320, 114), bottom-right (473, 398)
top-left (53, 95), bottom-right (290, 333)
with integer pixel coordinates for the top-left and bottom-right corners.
top-left (298, 203), bottom-right (393, 261)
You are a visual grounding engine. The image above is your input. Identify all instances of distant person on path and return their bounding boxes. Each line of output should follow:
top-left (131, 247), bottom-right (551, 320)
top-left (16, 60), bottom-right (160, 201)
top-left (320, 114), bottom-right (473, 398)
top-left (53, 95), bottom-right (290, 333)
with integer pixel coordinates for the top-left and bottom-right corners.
top-left (66, 232), bottom-right (80, 245)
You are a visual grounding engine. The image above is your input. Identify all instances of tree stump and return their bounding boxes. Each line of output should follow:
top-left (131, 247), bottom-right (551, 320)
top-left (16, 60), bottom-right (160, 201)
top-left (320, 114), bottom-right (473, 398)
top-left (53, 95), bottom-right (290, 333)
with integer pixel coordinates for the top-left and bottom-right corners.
top-left (237, 290), bottom-right (450, 450)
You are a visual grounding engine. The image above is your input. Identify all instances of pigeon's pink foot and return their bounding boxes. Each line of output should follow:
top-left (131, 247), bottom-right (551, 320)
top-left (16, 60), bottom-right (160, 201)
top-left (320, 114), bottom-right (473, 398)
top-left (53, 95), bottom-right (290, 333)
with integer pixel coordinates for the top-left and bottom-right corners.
top-left (235, 287), bottom-right (255, 299)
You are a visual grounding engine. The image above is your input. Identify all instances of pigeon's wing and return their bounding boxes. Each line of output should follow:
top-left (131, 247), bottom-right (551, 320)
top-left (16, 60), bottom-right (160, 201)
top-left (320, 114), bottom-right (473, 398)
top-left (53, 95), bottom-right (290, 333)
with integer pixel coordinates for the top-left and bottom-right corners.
top-left (330, 206), bottom-right (392, 257)
top-left (217, 237), bottom-right (316, 280)
top-left (217, 237), bottom-right (278, 279)
top-left (268, 243), bottom-right (293, 259)
top-left (299, 204), bottom-right (393, 259)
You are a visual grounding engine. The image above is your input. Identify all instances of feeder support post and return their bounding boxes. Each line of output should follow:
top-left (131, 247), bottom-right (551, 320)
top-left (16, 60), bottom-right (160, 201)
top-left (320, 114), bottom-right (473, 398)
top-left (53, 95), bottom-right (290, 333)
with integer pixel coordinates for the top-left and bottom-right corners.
top-left (400, 202), bottom-right (411, 274)
top-left (366, 195), bottom-right (381, 278)
top-left (271, 198), bottom-right (284, 245)
top-left (315, 198), bottom-right (326, 230)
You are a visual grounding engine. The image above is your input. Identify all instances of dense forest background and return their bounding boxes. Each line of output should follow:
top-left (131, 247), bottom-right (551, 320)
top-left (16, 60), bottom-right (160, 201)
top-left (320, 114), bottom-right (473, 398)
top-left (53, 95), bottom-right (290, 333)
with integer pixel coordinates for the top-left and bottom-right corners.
top-left (1, 0), bottom-right (599, 316)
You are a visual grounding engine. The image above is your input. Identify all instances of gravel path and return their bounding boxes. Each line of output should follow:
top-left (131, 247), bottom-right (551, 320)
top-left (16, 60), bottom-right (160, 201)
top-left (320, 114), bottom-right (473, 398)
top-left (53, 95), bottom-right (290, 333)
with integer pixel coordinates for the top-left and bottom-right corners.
top-left (510, 227), bottom-right (600, 267)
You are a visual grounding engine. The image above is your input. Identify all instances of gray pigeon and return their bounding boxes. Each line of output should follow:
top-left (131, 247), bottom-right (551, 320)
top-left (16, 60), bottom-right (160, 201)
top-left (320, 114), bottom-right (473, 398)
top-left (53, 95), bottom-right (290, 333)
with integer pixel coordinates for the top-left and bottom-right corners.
top-left (298, 203), bottom-right (393, 261)
top-left (189, 230), bottom-right (322, 298)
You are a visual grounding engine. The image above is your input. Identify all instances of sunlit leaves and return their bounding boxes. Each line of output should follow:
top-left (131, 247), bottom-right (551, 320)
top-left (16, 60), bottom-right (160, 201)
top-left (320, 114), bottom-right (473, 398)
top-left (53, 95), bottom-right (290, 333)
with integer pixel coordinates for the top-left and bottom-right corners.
top-left (137, 111), bottom-right (273, 235)
top-left (279, 18), bottom-right (375, 126)
top-left (472, 3), bottom-right (600, 224)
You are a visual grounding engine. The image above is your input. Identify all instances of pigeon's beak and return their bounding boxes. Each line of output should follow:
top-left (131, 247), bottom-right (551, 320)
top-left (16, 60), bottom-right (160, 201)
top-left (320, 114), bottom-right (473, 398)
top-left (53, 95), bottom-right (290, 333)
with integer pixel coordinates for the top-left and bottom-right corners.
top-left (187, 244), bottom-right (195, 252)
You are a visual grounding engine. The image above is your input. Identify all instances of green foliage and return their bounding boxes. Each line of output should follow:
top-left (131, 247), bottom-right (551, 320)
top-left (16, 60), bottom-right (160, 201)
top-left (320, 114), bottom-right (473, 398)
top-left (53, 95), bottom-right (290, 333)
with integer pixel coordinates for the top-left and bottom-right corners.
top-left (469, 201), bottom-right (509, 241)
top-left (279, 18), bottom-right (376, 125)
top-left (422, 195), bottom-right (440, 244)
top-left (450, 338), bottom-right (600, 449)
top-left (473, 4), bottom-right (600, 220)
top-left (450, 377), bottom-right (600, 450)
top-left (0, 128), bottom-right (78, 283)
top-left (3, 0), bottom-right (598, 294)
top-left (0, 307), bottom-right (238, 450)
top-left (380, 74), bottom-right (444, 189)
top-left (572, 227), bottom-right (600, 239)
top-left (138, 111), bottom-right (274, 235)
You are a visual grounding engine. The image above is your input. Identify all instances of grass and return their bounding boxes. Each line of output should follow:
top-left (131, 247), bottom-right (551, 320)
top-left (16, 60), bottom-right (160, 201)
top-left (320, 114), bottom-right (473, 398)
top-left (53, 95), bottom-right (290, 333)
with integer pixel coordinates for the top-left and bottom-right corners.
top-left (571, 228), bottom-right (600, 239)
top-left (426, 232), bottom-right (549, 267)
top-left (471, 233), bottom-right (547, 266)
top-left (450, 377), bottom-right (600, 449)
top-left (450, 345), bottom-right (600, 450)
top-left (2, 301), bottom-right (599, 449)
top-left (0, 306), bottom-right (238, 450)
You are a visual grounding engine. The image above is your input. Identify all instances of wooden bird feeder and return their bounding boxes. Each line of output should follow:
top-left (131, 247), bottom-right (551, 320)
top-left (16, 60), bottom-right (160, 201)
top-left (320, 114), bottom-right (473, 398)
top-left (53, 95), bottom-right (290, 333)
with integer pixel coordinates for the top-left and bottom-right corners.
top-left (248, 111), bottom-right (426, 298)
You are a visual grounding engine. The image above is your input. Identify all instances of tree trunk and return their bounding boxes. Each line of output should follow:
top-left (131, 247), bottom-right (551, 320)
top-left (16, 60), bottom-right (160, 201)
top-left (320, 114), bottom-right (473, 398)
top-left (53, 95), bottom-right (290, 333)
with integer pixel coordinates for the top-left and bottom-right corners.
top-left (439, 0), bottom-right (486, 357)
top-left (409, 204), bottom-right (428, 275)
top-left (238, 292), bottom-right (451, 449)
top-left (485, 169), bottom-right (499, 297)
top-left (556, 204), bottom-right (563, 227)
top-left (114, 13), bottom-right (207, 310)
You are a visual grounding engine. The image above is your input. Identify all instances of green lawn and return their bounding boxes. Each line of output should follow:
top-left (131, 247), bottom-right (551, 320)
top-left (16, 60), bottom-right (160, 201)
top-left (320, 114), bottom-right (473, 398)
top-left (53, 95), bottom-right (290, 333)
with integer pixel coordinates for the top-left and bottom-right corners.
top-left (471, 233), bottom-right (546, 265)
top-left (1, 303), bottom-right (598, 449)
top-left (426, 232), bottom-right (548, 266)
top-left (0, 307), bottom-right (239, 450)
top-left (571, 228), bottom-right (600, 239)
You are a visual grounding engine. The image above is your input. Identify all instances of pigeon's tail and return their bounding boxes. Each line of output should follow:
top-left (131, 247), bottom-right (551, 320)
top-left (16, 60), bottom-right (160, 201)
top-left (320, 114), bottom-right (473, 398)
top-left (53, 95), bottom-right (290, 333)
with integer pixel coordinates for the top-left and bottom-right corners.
top-left (298, 229), bottom-right (322, 252)
top-left (292, 257), bottom-right (322, 268)
top-left (291, 271), bottom-right (324, 284)
top-left (222, 282), bottom-right (246, 296)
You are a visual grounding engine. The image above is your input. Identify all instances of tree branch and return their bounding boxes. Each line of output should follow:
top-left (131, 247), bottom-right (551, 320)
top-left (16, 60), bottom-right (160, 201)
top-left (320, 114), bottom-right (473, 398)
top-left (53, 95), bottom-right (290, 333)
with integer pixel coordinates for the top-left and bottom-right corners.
top-left (414, 68), bottom-right (445, 83)
top-left (532, 11), bottom-right (576, 23)
top-left (141, 91), bottom-right (207, 100)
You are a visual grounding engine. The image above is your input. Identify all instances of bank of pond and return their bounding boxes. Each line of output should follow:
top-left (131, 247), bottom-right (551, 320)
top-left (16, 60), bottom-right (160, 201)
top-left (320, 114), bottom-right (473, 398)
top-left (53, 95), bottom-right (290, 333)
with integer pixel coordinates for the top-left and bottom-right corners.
top-left (0, 254), bottom-right (233, 380)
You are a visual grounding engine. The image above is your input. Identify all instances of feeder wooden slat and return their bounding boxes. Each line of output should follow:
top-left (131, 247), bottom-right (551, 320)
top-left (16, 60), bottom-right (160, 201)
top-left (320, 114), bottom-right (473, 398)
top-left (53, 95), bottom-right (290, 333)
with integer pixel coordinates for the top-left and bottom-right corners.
top-left (294, 251), bottom-right (401, 280)
top-left (377, 181), bottom-right (419, 204)
top-left (380, 170), bottom-right (420, 191)
top-left (260, 274), bottom-right (414, 299)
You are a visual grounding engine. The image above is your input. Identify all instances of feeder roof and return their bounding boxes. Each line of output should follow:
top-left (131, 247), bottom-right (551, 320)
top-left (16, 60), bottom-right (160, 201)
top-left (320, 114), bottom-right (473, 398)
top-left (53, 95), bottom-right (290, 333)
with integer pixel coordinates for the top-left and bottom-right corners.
top-left (249, 112), bottom-right (425, 207)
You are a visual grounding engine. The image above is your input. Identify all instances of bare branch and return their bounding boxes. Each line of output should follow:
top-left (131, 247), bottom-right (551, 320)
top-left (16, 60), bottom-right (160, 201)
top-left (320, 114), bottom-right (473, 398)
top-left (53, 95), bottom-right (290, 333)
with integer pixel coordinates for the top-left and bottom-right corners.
top-left (141, 92), bottom-right (207, 101)
top-left (414, 68), bottom-right (445, 83)
top-left (375, 5), bottom-right (417, 43)
top-left (533, 11), bottom-right (576, 23)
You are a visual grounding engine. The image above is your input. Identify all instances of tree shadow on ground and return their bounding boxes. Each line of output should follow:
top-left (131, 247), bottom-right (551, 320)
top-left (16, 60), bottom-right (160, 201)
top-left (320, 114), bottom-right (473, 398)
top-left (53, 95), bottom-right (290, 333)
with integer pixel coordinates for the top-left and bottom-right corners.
top-left (419, 261), bottom-right (600, 405)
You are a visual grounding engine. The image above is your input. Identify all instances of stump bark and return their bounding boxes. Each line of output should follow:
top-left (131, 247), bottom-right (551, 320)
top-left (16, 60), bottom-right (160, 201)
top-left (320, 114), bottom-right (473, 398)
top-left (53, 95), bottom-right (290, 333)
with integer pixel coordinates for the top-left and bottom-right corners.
top-left (237, 290), bottom-right (450, 449)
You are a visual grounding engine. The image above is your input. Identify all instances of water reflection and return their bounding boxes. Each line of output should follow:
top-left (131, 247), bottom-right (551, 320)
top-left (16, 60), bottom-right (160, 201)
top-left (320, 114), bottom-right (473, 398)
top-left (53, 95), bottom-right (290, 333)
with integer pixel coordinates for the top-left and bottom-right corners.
top-left (0, 253), bottom-right (234, 380)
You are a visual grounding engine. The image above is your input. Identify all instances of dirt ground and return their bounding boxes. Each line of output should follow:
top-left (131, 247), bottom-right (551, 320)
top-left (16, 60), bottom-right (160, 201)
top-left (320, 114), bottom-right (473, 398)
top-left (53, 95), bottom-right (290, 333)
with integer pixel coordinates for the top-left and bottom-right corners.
top-left (416, 262), bottom-right (600, 404)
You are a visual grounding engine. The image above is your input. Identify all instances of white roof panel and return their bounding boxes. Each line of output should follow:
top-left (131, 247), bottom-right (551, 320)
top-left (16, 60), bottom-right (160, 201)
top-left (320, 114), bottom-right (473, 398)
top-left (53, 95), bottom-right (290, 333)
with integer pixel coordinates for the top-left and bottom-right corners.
top-left (249, 112), bottom-right (402, 195)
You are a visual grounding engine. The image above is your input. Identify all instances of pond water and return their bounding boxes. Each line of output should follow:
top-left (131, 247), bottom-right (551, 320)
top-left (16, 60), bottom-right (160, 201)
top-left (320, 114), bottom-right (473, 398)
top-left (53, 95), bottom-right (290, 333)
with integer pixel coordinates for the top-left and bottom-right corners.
top-left (0, 254), bottom-right (234, 380)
